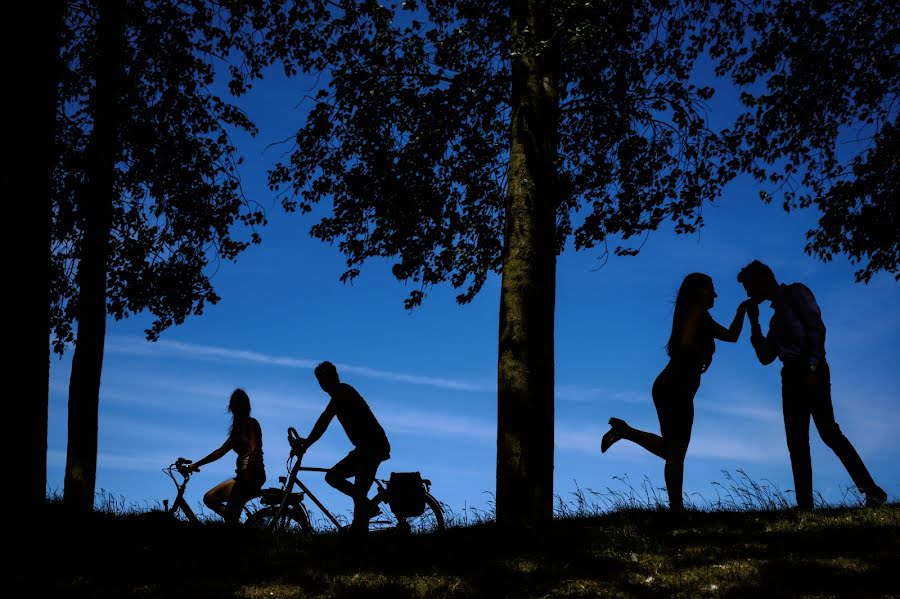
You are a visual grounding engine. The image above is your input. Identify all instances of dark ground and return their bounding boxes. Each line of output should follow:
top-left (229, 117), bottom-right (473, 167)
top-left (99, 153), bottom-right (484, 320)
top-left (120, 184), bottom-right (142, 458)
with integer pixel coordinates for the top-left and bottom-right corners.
top-left (16, 503), bottom-right (900, 598)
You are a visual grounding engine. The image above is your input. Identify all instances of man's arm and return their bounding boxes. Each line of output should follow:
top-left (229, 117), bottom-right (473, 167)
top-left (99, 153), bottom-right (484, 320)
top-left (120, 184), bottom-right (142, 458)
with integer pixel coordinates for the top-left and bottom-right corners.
top-left (747, 302), bottom-right (778, 365)
top-left (304, 401), bottom-right (336, 448)
top-left (791, 284), bottom-right (826, 367)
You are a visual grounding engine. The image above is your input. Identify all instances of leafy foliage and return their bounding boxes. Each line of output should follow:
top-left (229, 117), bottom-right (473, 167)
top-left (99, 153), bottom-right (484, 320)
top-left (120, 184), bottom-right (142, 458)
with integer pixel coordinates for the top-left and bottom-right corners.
top-left (51, 0), bottom-right (319, 351)
top-left (268, 0), bottom-right (730, 307)
top-left (710, 0), bottom-right (899, 282)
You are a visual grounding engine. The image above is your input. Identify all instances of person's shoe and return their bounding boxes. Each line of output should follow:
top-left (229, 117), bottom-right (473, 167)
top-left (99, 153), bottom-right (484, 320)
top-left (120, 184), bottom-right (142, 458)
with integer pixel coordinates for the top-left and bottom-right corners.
top-left (865, 486), bottom-right (888, 507)
top-left (601, 418), bottom-right (627, 453)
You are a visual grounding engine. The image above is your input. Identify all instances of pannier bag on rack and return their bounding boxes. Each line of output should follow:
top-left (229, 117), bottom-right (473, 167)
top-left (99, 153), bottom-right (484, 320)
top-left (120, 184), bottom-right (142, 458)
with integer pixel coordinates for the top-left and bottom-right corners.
top-left (387, 471), bottom-right (426, 517)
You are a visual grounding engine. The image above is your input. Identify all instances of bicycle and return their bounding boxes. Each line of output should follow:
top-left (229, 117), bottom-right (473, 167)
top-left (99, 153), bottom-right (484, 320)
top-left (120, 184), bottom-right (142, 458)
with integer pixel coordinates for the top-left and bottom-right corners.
top-left (159, 457), bottom-right (260, 525)
top-left (243, 427), bottom-right (445, 534)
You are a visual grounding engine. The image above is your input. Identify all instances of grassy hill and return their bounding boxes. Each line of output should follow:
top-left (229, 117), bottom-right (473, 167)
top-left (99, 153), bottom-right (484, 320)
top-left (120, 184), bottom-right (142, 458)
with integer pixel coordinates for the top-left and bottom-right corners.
top-left (15, 501), bottom-right (899, 598)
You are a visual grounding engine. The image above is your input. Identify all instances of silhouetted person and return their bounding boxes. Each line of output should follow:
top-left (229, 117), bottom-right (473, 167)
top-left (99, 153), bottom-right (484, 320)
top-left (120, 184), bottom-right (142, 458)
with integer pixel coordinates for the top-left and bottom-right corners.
top-left (189, 388), bottom-right (266, 524)
top-left (601, 273), bottom-right (752, 511)
top-left (738, 260), bottom-right (887, 509)
top-left (295, 361), bottom-right (391, 533)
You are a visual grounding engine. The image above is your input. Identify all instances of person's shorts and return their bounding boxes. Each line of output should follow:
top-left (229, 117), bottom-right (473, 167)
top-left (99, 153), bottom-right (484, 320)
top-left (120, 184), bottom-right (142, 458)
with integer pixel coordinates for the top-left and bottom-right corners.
top-left (232, 468), bottom-right (266, 499)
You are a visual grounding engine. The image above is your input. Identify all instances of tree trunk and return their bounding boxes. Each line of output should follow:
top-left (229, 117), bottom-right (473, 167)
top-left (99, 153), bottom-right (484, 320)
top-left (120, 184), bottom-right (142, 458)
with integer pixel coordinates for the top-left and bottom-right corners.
top-left (64, 0), bottom-right (125, 514)
top-left (7, 0), bottom-right (65, 515)
top-left (496, 0), bottom-right (560, 528)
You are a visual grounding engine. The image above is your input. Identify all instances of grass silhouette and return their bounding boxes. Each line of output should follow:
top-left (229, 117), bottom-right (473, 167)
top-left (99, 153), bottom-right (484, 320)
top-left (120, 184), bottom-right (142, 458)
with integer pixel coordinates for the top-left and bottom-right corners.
top-left (20, 473), bottom-right (898, 597)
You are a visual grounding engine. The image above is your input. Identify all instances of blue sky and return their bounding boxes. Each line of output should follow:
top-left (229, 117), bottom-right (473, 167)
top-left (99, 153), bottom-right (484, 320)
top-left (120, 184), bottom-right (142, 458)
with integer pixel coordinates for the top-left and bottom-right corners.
top-left (48, 53), bottom-right (899, 523)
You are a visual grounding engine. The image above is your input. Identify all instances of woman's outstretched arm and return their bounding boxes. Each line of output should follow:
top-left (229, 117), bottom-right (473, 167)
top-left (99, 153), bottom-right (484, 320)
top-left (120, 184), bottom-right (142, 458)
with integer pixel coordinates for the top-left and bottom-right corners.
top-left (191, 438), bottom-right (232, 470)
top-left (711, 300), bottom-right (751, 342)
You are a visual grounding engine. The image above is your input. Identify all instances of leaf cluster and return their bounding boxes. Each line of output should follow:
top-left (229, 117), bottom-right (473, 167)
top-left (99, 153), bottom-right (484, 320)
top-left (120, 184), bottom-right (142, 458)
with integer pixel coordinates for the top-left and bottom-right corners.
top-left (268, 0), bottom-right (732, 307)
top-left (709, 0), bottom-right (898, 281)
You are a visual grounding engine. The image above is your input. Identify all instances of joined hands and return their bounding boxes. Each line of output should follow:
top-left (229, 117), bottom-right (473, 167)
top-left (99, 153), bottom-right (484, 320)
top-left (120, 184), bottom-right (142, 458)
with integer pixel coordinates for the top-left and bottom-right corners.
top-left (743, 299), bottom-right (760, 321)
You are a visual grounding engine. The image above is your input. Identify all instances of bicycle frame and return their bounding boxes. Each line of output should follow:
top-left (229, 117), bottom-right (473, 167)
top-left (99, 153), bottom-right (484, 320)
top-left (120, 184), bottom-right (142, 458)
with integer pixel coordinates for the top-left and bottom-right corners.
top-left (265, 428), bottom-right (391, 531)
top-left (162, 460), bottom-right (200, 523)
top-left (268, 456), bottom-right (344, 530)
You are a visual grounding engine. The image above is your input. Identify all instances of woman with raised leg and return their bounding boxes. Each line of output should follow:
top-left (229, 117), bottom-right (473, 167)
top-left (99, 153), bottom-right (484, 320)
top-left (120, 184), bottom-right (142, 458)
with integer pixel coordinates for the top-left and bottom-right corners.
top-left (602, 274), bottom-right (750, 511)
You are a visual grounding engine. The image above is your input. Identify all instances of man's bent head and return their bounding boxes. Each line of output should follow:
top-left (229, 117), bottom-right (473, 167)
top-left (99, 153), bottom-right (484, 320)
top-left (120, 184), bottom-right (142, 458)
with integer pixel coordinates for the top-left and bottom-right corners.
top-left (314, 360), bottom-right (340, 392)
top-left (737, 260), bottom-right (777, 303)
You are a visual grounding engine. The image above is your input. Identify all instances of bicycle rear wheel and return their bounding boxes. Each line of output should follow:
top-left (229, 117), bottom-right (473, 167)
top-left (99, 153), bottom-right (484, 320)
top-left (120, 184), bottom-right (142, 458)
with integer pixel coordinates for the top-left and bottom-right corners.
top-left (371, 493), bottom-right (445, 534)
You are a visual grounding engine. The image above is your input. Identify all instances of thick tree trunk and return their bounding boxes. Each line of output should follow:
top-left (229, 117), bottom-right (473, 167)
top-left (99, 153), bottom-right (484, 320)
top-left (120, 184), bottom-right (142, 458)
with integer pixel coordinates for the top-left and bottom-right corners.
top-left (7, 0), bottom-right (65, 515)
top-left (496, 0), bottom-right (560, 528)
top-left (64, 0), bottom-right (125, 514)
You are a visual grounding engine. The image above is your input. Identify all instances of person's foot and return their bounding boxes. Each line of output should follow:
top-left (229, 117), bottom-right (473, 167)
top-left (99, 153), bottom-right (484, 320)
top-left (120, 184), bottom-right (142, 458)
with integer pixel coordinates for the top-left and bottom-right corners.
top-left (601, 418), bottom-right (627, 453)
top-left (865, 486), bottom-right (888, 507)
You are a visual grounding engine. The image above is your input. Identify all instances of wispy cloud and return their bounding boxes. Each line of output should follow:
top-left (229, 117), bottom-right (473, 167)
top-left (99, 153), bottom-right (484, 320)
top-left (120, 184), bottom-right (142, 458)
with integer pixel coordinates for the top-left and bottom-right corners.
top-left (379, 405), bottom-right (495, 441)
top-left (101, 336), bottom-right (653, 405)
top-left (556, 427), bottom-right (607, 455)
top-left (107, 337), bottom-right (320, 369)
top-left (694, 384), bottom-right (784, 424)
top-left (696, 402), bottom-right (782, 424)
top-left (556, 386), bottom-right (646, 403)
top-left (337, 364), bottom-right (493, 392)
top-left (106, 337), bottom-right (494, 392)
top-left (688, 432), bottom-right (783, 462)
top-left (99, 414), bottom-right (206, 447)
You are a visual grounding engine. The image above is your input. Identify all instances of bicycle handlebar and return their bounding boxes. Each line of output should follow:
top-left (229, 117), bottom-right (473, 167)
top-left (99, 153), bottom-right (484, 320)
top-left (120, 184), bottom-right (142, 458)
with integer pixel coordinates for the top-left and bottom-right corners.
top-left (169, 457), bottom-right (197, 477)
top-left (287, 427), bottom-right (307, 458)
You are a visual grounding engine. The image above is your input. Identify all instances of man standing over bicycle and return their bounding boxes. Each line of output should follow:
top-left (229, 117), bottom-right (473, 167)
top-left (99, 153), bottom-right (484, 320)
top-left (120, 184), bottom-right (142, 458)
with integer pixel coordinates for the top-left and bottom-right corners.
top-left (295, 361), bottom-right (391, 533)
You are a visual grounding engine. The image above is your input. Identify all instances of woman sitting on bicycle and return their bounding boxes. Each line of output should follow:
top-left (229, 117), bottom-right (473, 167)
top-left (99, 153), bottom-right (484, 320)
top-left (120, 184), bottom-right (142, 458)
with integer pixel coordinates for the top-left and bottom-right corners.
top-left (189, 388), bottom-right (265, 524)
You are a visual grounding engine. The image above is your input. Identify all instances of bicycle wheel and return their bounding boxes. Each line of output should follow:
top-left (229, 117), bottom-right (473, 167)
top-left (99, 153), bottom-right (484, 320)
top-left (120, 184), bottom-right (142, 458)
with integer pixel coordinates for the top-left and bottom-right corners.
top-left (240, 494), bottom-right (269, 524)
top-left (240, 490), bottom-right (303, 528)
top-left (374, 493), bottom-right (445, 534)
top-left (244, 502), bottom-right (312, 533)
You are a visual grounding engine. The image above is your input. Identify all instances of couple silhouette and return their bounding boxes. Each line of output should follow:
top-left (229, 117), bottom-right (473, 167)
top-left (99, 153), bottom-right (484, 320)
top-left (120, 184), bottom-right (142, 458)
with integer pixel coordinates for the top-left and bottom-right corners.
top-left (601, 260), bottom-right (888, 511)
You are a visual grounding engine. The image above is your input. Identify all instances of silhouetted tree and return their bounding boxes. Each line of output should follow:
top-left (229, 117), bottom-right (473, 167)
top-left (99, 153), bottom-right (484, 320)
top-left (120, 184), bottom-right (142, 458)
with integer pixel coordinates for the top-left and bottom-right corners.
top-left (268, 0), bottom-right (728, 527)
top-left (55, 0), bottom-right (313, 512)
top-left (62, 0), bottom-right (127, 513)
top-left (710, 0), bottom-right (898, 282)
top-left (8, 0), bottom-right (66, 516)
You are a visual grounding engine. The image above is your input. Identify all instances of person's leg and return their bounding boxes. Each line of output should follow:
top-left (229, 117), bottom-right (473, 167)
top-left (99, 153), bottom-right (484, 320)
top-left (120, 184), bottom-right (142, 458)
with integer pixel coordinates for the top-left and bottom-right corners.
top-left (350, 454), bottom-right (382, 532)
top-left (658, 375), bottom-right (696, 512)
top-left (325, 450), bottom-right (360, 498)
top-left (809, 363), bottom-right (885, 504)
top-left (782, 365), bottom-right (813, 510)
top-left (203, 479), bottom-right (235, 518)
top-left (662, 406), bottom-right (693, 511)
top-left (603, 370), bottom-right (670, 458)
top-left (223, 470), bottom-right (266, 525)
top-left (617, 423), bottom-right (667, 458)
